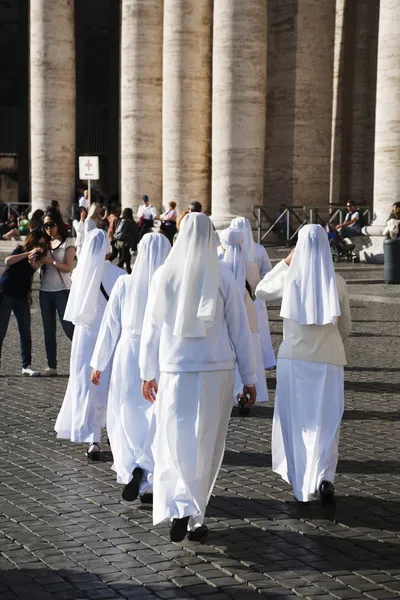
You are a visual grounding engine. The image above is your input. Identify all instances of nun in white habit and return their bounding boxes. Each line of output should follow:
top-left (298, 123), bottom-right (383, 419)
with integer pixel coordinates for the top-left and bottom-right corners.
top-left (139, 213), bottom-right (257, 543)
top-left (218, 227), bottom-right (268, 411)
top-left (256, 224), bottom-right (351, 505)
top-left (55, 229), bottom-right (124, 459)
top-left (90, 233), bottom-right (171, 502)
top-left (230, 217), bottom-right (275, 369)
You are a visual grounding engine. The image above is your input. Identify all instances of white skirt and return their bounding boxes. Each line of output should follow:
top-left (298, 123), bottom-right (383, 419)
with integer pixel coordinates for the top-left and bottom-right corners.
top-left (234, 333), bottom-right (268, 403)
top-left (272, 358), bottom-right (344, 502)
top-left (55, 322), bottom-right (111, 443)
top-left (107, 334), bottom-right (156, 491)
top-left (152, 370), bottom-right (234, 529)
top-left (255, 298), bottom-right (276, 369)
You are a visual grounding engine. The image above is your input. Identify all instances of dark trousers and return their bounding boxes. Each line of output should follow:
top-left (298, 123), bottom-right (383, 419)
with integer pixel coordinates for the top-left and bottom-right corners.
top-left (0, 293), bottom-right (32, 368)
top-left (39, 290), bottom-right (74, 369)
top-left (108, 240), bottom-right (119, 262)
top-left (117, 245), bottom-right (132, 274)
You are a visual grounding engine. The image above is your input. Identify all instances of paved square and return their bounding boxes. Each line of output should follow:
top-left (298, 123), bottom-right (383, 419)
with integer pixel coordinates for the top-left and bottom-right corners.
top-left (1, 264), bottom-right (400, 600)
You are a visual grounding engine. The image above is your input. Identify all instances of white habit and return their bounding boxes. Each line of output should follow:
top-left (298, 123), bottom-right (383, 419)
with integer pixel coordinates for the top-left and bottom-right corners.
top-left (256, 225), bottom-right (351, 501)
top-left (55, 230), bottom-right (124, 443)
top-left (91, 233), bottom-right (171, 489)
top-left (140, 214), bottom-right (257, 528)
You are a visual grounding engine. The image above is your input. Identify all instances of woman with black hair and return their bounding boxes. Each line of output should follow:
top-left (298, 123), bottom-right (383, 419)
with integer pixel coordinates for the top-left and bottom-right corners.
top-left (39, 207), bottom-right (76, 377)
top-left (0, 229), bottom-right (48, 376)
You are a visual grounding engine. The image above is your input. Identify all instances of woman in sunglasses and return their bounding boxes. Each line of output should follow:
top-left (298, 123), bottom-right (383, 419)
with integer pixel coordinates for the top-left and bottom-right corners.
top-left (39, 207), bottom-right (76, 377)
top-left (0, 229), bottom-right (48, 376)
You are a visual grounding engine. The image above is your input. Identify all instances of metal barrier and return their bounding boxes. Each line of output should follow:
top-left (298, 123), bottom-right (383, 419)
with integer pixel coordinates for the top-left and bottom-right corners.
top-left (253, 205), bottom-right (372, 244)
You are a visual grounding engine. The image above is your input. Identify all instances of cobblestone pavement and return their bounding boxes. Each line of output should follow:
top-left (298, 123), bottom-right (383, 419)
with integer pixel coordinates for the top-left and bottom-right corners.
top-left (1, 264), bottom-right (400, 600)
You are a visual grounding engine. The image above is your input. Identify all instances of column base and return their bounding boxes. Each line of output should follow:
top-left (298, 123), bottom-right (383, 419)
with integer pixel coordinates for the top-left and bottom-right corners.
top-left (358, 225), bottom-right (385, 264)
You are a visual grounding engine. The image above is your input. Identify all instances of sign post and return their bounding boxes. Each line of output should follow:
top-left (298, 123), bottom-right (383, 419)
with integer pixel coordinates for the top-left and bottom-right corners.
top-left (78, 156), bottom-right (100, 203)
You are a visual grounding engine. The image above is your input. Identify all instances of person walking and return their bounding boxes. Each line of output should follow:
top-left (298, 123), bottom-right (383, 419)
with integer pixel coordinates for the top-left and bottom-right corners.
top-left (39, 207), bottom-right (76, 377)
top-left (91, 233), bottom-right (171, 499)
top-left (137, 195), bottom-right (157, 239)
top-left (256, 224), bottom-right (352, 505)
top-left (73, 206), bottom-right (88, 258)
top-left (114, 208), bottom-right (140, 273)
top-left (0, 229), bottom-right (48, 376)
top-left (139, 213), bottom-right (257, 542)
top-left (55, 229), bottom-right (124, 459)
top-left (160, 201), bottom-right (177, 244)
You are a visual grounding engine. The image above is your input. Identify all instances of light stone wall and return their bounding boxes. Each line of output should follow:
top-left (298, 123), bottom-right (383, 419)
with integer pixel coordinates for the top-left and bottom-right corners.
top-left (162, 0), bottom-right (212, 214)
top-left (30, 0), bottom-right (75, 217)
top-left (120, 0), bottom-right (163, 216)
top-left (211, 0), bottom-right (267, 228)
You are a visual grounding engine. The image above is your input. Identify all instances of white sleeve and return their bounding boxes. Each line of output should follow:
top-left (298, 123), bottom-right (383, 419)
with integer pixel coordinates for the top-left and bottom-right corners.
top-left (223, 272), bottom-right (257, 386)
top-left (152, 206), bottom-right (158, 219)
top-left (139, 270), bottom-right (163, 381)
top-left (91, 278), bottom-right (123, 372)
top-left (137, 205), bottom-right (143, 219)
top-left (336, 277), bottom-right (352, 342)
top-left (255, 259), bottom-right (289, 302)
top-left (259, 247), bottom-right (272, 279)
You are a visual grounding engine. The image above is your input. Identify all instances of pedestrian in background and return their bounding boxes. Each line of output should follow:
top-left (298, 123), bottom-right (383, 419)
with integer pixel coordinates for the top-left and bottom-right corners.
top-left (85, 203), bottom-right (102, 234)
top-left (160, 201), bottom-right (177, 244)
top-left (73, 206), bottom-right (87, 258)
top-left (0, 229), bottom-right (48, 376)
top-left (39, 207), bottom-right (76, 377)
top-left (107, 203), bottom-right (121, 261)
top-left (137, 195), bottom-right (157, 239)
top-left (114, 208), bottom-right (139, 274)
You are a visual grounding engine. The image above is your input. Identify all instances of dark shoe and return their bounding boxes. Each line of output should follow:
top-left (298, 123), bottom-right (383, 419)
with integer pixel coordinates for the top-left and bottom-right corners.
top-left (86, 443), bottom-right (101, 461)
top-left (319, 480), bottom-right (335, 507)
top-left (122, 467), bottom-right (143, 502)
top-left (238, 396), bottom-right (250, 417)
top-left (170, 516), bottom-right (190, 542)
top-left (139, 493), bottom-right (153, 505)
top-left (188, 525), bottom-right (208, 542)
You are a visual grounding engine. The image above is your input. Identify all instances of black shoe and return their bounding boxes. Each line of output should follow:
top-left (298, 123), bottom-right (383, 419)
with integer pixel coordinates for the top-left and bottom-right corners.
top-left (238, 396), bottom-right (250, 417)
top-left (139, 493), bottom-right (153, 505)
top-left (122, 467), bottom-right (143, 502)
top-left (188, 525), bottom-right (208, 542)
top-left (319, 480), bottom-right (335, 507)
top-left (170, 516), bottom-right (190, 542)
top-left (86, 443), bottom-right (101, 461)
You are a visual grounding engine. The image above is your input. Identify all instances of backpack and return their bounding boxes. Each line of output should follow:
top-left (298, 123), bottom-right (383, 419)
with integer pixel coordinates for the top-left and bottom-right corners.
top-left (357, 210), bottom-right (368, 228)
top-left (114, 219), bottom-right (140, 249)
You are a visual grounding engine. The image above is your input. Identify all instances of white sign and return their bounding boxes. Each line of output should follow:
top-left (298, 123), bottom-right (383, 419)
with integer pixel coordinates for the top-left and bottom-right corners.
top-left (79, 156), bottom-right (99, 180)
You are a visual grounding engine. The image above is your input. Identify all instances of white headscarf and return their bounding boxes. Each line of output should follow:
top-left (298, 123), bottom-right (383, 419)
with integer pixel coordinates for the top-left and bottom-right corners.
top-left (123, 233), bottom-right (171, 335)
top-left (280, 224), bottom-right (341, 326)
top-left (219, 227), bottom-right (247, 296)
top-left (64, 229), bottom-right (111, 327)
top-left (230, 217), bottom-right (255, 262)
top-left (153, 213), bottom-right (219, 337)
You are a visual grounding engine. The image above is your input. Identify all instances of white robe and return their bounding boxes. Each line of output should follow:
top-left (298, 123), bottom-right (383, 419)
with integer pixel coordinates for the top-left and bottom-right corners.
top-left (253, 243), bottom-right (276, 369)
top-left (90, 275), bottom-right (155, 490)
top-left (55, 263), bottom-right (123, 443)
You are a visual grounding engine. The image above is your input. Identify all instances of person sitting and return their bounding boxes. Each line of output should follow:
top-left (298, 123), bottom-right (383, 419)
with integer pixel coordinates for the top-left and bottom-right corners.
top-left (383, 201), bottom-right (400, 239)
top-left (29, 209), bottom-right (44, 231)
top-left (18, 210), bottom-right (31, 236)
top-left (327, 224), bottom-right (355, 260)
top-left (337, 202), bottom-right (361, 238)
top-left (0, 218), bottom-right (20, 241)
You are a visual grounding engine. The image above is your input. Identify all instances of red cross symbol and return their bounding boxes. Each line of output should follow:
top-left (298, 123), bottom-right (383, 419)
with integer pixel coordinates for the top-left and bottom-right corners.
top-left (85, 159), bottom-right (92, 171)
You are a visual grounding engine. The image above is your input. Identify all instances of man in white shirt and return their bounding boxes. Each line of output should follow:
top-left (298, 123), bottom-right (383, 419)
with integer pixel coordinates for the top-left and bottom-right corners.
top-left (137, 195), bottom-right (158, 239)
top-left (78, 190), bottom-right (89, 211)
top-left (337, 202), bottom-right (361, 237)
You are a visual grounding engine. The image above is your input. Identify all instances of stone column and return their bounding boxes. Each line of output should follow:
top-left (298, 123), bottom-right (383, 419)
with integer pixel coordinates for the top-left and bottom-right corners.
top-left (292, 0), bottom-right (335, 212)
top-left (212, 0), bottom-right (267, 228)
top-left (121, 0), bottom-right (163, 215)
top-left (162, 0), bottom-right (212, 214)
top-left (361, 0), bottom-right (399, 263)
top-left (30, 0), bottom-right (75, 217)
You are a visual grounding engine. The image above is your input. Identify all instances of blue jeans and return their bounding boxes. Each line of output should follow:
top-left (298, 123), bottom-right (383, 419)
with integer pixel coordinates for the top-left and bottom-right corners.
top-left (39, 290), bottom-right (74, 369)
top-left (341, 226), bottom-right (361, 238)
top-left (0, 293), bottom-right (32, 368)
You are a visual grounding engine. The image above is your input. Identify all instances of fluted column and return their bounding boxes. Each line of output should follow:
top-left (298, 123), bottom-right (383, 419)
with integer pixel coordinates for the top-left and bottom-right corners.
top-left (121, 0), bottom-right (163, 215)
top-left (162, 0), bottom-right (212, 213)
top-left (30, 0), bottom-right (75, 217)
top-left (362, 0), bottom-right (400, 263)
top-left (211, 0), bottom-right (267, 228)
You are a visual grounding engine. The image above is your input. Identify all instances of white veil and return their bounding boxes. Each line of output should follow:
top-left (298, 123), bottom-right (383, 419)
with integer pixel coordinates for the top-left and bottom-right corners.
top-left (230, 217), bottom-right (255, 262)
top-left (64, 229), bottom-right (111, 327)
top-left (219, 227), bottom-right (247, 295)
top-left (280, 224), bottom-right (341, 325)
top-left (123, 233), bottom-right (171, 335)
top-left (152, 213), bottom-right (219, 338)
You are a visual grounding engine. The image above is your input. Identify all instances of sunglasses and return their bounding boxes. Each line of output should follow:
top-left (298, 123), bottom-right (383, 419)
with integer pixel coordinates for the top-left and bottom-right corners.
top-left (44, 222), bottom-right (56, 229)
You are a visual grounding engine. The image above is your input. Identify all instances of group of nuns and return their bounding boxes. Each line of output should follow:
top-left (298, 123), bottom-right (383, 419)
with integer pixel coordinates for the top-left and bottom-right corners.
top-left (55, 213), bottom-right (351, 543)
